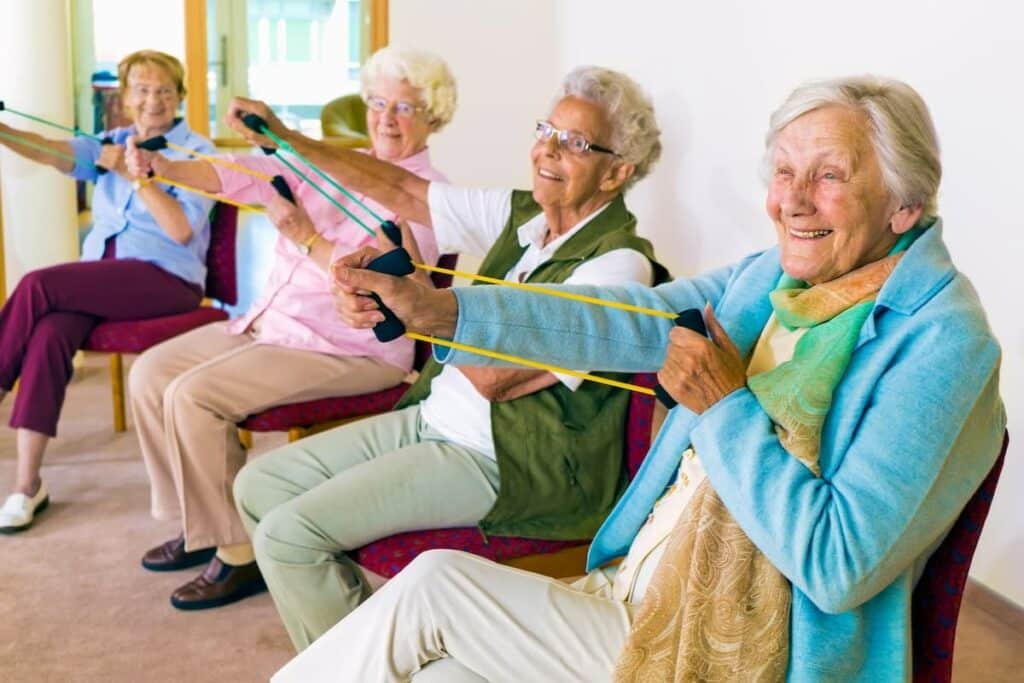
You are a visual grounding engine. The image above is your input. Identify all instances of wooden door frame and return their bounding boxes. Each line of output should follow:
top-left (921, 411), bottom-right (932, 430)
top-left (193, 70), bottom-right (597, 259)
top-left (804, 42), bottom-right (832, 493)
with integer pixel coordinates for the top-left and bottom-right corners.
top-left (182, 0), bottom-right (388, 138)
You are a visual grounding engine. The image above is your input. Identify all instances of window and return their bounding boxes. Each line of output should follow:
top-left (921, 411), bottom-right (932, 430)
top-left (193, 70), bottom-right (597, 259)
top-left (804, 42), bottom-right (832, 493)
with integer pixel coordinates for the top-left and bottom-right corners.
top-left (206, 0), bottom-right (365, 139)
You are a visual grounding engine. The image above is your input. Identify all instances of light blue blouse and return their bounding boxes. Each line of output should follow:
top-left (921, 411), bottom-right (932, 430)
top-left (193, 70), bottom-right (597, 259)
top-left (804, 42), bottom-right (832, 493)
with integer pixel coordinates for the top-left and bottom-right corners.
top-left (439, 221), bottom-right (1006, 681)
top-left (69, 118), bottom-right (215, 287)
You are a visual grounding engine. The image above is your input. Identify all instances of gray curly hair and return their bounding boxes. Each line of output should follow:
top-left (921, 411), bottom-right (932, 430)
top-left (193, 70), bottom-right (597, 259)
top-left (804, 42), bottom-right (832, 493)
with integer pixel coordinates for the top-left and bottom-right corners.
top-left (765, 75), bottom-right (941, 222)
top-left (557, 66), bottom-right (662, 191)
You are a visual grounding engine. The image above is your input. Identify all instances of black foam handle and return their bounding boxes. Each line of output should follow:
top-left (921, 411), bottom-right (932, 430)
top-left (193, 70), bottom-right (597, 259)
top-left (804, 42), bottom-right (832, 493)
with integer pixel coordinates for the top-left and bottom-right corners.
top-left (238, 112), bottom-right (277, 155)
top-left (0, 100), bottom-right (5, 111)
top-left (380, 220), bottom-right (402, 247)
top-left (654, 308), bottom-right (709, 409)
top-left (270, 175), bottom-right (295, 203)
top-left (136, 135), bottom-right (168, 151)
top-left (95, 135), bottom-right (115, 175)
top-left (364, 248), bottom-right (415, 342)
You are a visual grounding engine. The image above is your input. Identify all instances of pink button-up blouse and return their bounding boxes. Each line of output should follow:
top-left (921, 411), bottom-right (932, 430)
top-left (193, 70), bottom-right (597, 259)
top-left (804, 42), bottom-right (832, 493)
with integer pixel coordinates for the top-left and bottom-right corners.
top-left (214, 147), bottom-right (445, 372)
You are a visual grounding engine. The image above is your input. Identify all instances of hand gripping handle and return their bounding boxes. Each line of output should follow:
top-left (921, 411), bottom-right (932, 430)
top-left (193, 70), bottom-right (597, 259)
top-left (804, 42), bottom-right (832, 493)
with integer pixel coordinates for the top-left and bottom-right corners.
top-left (654, 308), bottom-right (709, 409)
top-left (95, 136), bottom-right (115, 175)
top-left (364, 248), bottom-right (415, 342)
top-left (238, 112), bottom-right (278, 156)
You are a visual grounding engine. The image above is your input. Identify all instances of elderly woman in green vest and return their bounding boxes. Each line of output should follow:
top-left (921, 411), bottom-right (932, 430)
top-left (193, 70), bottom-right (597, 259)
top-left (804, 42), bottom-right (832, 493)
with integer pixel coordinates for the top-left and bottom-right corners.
top-left (227, 65), bottom-right (669, 651)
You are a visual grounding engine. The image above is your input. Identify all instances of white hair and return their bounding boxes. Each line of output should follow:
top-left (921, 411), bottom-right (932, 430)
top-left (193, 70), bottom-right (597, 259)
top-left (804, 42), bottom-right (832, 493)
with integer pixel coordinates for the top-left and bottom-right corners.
top-left (558, 66), bottom-right (662, 191)
top-left (360, 46), bottom-right (457, 130)
top-left (764, 75), bottom-right (941, 221)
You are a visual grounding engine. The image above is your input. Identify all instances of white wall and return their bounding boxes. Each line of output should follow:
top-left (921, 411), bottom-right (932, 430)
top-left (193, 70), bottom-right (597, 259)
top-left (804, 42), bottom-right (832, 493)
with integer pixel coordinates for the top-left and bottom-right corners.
top-left (390, 0), bottom-right (559, 189)
top-left (393, 0), bottom-right (1024, 605)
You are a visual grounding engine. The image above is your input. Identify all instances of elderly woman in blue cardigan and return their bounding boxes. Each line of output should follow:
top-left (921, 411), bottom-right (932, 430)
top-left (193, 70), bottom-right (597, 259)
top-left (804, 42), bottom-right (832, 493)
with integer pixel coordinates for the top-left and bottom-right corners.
top-left (276, 75), bottom-right (1006, 683)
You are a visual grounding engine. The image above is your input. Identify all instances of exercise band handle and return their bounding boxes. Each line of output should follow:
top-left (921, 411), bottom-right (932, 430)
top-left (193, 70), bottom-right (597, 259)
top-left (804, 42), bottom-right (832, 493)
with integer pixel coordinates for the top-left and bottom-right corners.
top-left (269, 175), bottom-right (296, 203)
top-left (380, 220), bottom-right (402, 247)
top-left (92, 136), bottom-right (116, 175)
top-left (136, 135), bottom-right (168, 151)
top-left (365, 248), bottom-right (416, 342)
top-left (238, 112), bottom-right (278, 156)
top-left (653, 309), bottom-right (709, 409)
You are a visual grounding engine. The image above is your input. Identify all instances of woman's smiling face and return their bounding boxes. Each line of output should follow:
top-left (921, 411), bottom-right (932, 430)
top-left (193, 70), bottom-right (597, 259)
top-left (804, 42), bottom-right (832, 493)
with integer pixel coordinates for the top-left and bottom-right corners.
top-left (766, 105), bottom-right (918, 284)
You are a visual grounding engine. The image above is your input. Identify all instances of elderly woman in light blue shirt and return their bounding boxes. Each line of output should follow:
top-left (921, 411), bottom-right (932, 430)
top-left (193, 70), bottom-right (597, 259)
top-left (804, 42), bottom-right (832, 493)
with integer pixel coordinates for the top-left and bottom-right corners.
top-left (286, 75), bottom-right (1005, 682)
top-left (0, 50), bottom-right (214, 534)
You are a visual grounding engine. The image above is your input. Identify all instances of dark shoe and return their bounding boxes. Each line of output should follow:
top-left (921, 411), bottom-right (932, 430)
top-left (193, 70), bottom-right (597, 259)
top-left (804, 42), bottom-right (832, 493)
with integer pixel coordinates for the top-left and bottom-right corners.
top-left (170, 557), bottom-right (266, 611)
top-left (141, 534), bottom-right (216, 572)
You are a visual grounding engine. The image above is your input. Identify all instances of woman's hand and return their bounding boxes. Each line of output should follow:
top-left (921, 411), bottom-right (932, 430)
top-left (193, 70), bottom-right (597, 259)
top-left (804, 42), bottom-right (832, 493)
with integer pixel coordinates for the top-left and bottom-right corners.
top-left (657, 304), bottom-right (747, 414)
top-left (223, 97), bottom-right (289, 149)
top-left (97, 143), bottom-right (129, 179)
top-left (330, 250), bottom-right (458, 337)
top-left (265, 194), bottom-right (317, 245)
top-left (124, 136), bottom-right (161, 179)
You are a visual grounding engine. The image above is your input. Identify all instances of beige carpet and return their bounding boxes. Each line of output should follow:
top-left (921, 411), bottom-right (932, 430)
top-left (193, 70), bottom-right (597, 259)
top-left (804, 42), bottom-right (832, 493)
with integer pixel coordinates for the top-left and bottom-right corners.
top-left (0, 354), bottom-right (293, 682)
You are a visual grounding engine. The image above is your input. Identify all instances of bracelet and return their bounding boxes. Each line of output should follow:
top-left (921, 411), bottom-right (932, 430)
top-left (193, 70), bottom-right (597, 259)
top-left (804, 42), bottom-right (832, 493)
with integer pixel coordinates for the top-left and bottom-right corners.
top-left (301, 231), bottom-right (321, 250)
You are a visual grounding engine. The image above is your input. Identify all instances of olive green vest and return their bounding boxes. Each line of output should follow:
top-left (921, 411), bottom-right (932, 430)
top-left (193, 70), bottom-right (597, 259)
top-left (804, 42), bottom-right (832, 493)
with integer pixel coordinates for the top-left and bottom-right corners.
top-left (398, 190), bottom-right (669, 539)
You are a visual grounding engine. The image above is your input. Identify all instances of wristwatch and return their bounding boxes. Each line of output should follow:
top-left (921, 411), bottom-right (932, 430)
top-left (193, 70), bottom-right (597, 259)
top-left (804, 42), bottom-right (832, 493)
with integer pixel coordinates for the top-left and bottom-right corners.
top-left (296, 231), bottom-right (321, 256)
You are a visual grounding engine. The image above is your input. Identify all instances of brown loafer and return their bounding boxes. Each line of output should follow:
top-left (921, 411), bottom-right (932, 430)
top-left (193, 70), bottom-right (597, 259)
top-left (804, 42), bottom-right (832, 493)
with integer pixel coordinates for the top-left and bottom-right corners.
top-left (170, 557), bottom-right (266, 611)
top-left (141, 534), bottom-right (216, 572)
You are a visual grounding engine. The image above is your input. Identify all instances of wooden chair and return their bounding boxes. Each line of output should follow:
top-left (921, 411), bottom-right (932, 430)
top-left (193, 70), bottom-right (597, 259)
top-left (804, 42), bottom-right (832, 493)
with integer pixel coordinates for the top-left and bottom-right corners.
top-left (82, 203), bottom-right (239, 432)
top-left (911, 430), bottom-right (1009, 681)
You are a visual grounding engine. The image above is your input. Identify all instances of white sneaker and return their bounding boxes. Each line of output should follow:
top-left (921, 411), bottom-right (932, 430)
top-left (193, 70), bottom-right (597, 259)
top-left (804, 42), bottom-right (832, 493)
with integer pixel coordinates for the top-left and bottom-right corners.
top-left (0, 483), bottom-right (50, 533)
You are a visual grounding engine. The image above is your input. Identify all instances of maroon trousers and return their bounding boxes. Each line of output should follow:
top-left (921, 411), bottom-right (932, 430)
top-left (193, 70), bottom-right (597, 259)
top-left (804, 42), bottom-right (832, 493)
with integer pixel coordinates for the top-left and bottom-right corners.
top-left (0, 257), bottom-right (201, 436)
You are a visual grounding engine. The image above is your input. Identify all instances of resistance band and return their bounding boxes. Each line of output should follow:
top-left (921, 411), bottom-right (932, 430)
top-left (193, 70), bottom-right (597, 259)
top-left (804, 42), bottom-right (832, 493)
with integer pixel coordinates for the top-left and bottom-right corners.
top-left (1, 100), bottom-right (119, 174)
top-left (232, 109), bottom-right (709, 406)
top-left (0, 126), bottom-right (260, 213)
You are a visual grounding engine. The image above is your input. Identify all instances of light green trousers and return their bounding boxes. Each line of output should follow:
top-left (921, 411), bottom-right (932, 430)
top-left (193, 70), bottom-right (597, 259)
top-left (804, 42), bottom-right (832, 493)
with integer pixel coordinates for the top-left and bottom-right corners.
top-left (233, 404), bottom-right (500, 651)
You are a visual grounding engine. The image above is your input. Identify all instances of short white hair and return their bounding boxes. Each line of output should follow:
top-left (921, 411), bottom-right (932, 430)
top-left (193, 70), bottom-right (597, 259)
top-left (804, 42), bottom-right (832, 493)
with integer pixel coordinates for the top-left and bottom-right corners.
top-left (765, 75), bottom-right (941, 221)
top-left (558, 66), bottom-right (662, 191)
top-left (360, 46), bottom-right (457, 131)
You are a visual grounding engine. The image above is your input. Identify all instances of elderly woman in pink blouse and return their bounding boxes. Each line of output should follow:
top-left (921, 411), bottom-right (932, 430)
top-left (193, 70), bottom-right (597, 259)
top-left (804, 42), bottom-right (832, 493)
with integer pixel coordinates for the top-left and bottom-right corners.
top-left (123, 46), bottom-right (456, 611)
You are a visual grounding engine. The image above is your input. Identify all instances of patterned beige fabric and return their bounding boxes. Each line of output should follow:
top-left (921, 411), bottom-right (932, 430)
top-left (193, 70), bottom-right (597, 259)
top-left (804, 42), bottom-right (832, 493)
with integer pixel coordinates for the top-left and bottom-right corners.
top-left (613, 479), bottom-right (790, 682)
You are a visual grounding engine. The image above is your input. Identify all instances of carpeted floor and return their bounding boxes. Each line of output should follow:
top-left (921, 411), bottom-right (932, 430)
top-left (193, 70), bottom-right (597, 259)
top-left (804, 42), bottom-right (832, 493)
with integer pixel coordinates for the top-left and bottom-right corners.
top-left (0, 354), bottom-right (293, 682)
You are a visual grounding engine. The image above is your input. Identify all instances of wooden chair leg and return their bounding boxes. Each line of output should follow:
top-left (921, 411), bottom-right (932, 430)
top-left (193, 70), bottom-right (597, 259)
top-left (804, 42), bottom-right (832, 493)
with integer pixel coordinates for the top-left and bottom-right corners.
top-left (110, 353), bottom-right (126, 432)
top-left (238, 429), bottom-right (253, 450)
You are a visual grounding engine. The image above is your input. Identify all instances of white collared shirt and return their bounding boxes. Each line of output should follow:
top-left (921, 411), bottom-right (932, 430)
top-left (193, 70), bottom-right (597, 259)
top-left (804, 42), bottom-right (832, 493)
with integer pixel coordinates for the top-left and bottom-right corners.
top-left (419, 184), bottom-right (654, 459)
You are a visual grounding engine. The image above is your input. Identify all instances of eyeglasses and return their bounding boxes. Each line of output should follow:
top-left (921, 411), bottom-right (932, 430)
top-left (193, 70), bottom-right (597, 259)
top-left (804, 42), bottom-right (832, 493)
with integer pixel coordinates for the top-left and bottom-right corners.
top-left (364, 95), bottom-right (427, 119)
top-left (534, 120), bottom-right (619, 157)
top-left (127, 84), bottom-right (178, 101)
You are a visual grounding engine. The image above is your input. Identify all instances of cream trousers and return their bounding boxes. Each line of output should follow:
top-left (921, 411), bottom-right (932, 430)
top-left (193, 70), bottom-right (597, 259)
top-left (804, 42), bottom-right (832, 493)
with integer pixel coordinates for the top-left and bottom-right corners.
top-left (129, 321), bottom-right (405, 550)
top-left (273, 549), bottom-right (637, 683)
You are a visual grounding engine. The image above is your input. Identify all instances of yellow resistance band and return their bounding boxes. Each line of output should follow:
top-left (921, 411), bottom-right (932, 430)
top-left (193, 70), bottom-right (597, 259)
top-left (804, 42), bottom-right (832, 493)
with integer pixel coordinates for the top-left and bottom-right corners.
top-left (405, 332), bottom-right (656, 396)
top-left (413, 263), bottom-right (677, 321)
top-left (162, 140), bottom-right (274, 183)
top-left (145, 175), bottom-right (262, 213)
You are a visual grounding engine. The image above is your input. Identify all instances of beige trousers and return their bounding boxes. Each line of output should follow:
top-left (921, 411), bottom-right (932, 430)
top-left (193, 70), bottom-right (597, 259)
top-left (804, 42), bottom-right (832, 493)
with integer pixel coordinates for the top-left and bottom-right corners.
top-left (272, 549), bottom-right (637, 683)
top-left (129, 322), bottom-right (406, 550)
